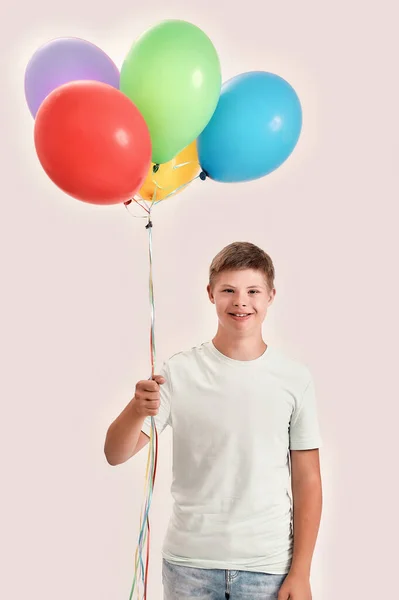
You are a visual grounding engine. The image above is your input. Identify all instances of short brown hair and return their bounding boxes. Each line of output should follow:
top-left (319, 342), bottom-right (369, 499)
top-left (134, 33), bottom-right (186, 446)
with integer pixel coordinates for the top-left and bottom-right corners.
top-left (209, 242), bottom-right (275, 290)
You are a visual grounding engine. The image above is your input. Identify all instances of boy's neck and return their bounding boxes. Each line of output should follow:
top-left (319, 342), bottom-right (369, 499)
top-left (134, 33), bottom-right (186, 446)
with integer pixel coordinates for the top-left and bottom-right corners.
top-left (212, 332), bottom-right (267, 362)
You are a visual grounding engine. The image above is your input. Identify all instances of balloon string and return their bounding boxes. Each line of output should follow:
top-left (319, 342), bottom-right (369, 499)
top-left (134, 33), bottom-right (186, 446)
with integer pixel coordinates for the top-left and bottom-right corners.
top-left (124, 167), bottom-right (207, 599)
top-left (172, 160), bottom-right (192, 170)
top-left (147, 210), bottom-right (156, 378)
top-left (125, 200), bottom-right (158, 600)
top-left (135, 198), bottom-right (151, 214)
top-left (150, 159), bottom-right (199, 191)
top-left (152, 172), bottom-right (205, 206)
top-left (124, 162), bottom-right (207, 214)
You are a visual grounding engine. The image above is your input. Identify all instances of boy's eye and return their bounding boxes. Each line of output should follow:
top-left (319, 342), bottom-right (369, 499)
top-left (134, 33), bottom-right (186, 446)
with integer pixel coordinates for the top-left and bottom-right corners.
top-left (222, 289), bottom-right (260, 294)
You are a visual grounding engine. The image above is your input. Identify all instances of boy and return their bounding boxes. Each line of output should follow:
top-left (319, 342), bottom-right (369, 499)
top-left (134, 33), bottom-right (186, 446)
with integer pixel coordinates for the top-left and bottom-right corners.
top-left (105, 242), bottom-right (323, 600)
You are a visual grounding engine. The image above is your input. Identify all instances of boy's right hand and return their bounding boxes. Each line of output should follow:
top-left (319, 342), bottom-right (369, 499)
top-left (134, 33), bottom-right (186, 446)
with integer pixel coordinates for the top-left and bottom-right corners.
top-left (132, 375), bottom-right (166, 418)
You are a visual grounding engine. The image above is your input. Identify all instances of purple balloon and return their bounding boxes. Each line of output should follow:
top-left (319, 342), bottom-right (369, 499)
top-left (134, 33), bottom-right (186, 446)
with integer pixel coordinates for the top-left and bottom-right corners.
top-left (24, 37), bottom-right (120, 117)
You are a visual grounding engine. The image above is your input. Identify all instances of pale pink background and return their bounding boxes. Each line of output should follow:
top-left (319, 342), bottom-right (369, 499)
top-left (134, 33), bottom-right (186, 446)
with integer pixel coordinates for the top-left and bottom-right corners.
top-left (1, 0), bottom-right (398, 598)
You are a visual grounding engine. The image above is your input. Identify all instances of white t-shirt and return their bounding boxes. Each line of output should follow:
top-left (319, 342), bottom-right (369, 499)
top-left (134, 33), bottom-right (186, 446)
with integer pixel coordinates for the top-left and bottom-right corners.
top-left (141, 341), bottom-right (322, 574)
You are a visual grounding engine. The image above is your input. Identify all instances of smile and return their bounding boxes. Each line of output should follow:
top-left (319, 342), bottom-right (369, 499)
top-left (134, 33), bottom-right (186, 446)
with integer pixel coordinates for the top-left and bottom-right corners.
top-left (228, 313), bottom-right (253, 320)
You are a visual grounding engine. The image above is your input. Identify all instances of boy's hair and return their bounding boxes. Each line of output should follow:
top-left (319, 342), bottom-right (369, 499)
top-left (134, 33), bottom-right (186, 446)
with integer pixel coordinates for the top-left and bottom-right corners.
top-left (209, 242), bottom-right (275, 291)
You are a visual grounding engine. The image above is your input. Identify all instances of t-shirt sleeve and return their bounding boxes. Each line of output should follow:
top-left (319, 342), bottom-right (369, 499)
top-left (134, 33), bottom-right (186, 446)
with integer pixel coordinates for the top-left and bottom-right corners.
top-left (289, 374), bottom-right (322, 450)
top-left (141, 361), bottom-right (172, 438)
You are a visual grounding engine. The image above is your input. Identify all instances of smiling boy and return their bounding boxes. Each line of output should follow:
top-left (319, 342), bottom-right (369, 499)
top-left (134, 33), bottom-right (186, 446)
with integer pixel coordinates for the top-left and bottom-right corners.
top-left (105, 241), bottom-right (323, 600)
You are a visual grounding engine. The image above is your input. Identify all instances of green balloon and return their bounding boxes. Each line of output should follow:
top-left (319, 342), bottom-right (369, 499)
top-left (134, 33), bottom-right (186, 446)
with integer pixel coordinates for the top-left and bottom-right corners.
top-left (120, 20), bottom-right (221, 164)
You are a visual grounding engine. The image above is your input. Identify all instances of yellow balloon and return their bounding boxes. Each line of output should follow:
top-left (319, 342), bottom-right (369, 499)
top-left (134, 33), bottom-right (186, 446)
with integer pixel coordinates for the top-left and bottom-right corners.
top-left (138, 141), bottom-right (200, 202)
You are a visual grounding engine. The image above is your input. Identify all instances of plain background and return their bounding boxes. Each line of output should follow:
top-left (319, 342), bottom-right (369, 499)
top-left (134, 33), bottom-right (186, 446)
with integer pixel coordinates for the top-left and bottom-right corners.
top-left (1, 0), bottom-right (398, 598)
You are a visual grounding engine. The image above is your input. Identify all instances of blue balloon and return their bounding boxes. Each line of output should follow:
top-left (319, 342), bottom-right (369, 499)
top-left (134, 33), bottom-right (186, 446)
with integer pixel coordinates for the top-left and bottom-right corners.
top-left (197, 71), bottom-right (302, 183)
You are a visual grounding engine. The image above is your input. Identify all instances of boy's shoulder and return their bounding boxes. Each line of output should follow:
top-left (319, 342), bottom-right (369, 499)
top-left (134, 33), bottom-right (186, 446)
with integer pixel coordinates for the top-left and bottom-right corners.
top-left (268, 345), bottom-right (313, 386)
top-left (166, 341), bottom-right (209, 366)
top-left (270, 344), bottom-right (310, 370)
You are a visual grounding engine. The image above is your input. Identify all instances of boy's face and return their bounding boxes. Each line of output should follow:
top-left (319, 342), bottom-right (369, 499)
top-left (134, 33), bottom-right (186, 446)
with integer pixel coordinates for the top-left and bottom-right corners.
top-left (207, 269), bottom-right (275, 335)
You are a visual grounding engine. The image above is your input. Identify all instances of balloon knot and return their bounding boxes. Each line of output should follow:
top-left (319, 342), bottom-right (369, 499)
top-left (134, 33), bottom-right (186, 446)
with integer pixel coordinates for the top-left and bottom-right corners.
top-left (153, 164), bottom-right (160, 173)
top-left (124, 199), bottom-right (132, 206)
top-left (199, 170), bottom-right (208, 181)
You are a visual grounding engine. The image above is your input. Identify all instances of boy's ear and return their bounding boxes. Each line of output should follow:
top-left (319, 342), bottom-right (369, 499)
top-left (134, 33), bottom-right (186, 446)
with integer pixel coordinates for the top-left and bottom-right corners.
top-left (268, 288), bottom-right (276, 306)
top-left (207, 284), bottom-right (215, 304)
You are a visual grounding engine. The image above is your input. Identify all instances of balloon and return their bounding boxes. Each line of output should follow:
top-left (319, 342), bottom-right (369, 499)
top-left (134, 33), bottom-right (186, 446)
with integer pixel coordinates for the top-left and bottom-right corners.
top-left (197, 71), bottom-right (302, 183)
top-left (34, 81), bottom-right (152, 205)
top-left (25, 37), bottom-right (120, 118)
top-left (138, 141), bottom-right (200, 202)
top-left (120, 20), bottom-right (221, 164)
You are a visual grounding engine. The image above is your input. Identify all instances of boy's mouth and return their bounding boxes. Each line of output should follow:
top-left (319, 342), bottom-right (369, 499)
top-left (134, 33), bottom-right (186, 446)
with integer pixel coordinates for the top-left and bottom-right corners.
top-left (228, 313), bottom-right (253, 321)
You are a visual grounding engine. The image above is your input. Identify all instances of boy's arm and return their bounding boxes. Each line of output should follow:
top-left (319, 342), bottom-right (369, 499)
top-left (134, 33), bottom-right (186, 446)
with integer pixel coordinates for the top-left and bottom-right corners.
top-left (104, 374), bottom-right (165, 466)
top-left (278, 449), bottom-right (322, 599)
top-left (289, 448), bottom-right (323, 577)
top-left (104, 400), bottom-right (149, 465)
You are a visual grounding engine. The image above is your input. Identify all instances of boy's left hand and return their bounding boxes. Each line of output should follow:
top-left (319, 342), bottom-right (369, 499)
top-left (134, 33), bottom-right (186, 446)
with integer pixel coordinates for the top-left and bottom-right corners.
top-left (278, 572), bottom-right (312, 600)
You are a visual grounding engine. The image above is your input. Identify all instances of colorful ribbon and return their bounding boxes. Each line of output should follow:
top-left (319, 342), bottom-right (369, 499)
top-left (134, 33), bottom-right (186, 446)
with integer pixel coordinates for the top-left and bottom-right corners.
top-left (124, 163), bottom-right (206, 599)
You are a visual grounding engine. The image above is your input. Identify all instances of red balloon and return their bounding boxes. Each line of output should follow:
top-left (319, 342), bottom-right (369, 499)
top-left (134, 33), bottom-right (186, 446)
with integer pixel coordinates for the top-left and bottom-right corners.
top-left (34, 80), bottom-right (152, 205)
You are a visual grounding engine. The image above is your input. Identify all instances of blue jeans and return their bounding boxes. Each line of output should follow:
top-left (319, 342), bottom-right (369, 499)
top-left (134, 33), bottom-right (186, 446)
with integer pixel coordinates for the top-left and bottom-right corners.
top-left (162, 559), bottom-right (287, 599)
